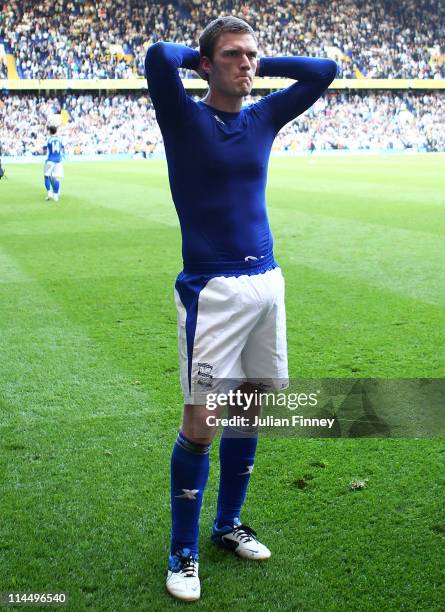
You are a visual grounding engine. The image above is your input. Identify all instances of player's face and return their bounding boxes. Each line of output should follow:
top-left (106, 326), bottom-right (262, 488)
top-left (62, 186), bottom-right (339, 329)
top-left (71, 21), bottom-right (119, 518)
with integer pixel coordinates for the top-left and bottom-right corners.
top-left (203, 33), bottom-right (258, 98)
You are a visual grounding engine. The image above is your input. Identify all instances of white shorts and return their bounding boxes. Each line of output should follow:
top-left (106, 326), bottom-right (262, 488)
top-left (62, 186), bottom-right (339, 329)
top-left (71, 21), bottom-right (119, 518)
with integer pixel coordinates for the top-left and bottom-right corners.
top-left (174, 266), bottom-right (289, 404)
top-left (44, 161), bottom-right (64, 179)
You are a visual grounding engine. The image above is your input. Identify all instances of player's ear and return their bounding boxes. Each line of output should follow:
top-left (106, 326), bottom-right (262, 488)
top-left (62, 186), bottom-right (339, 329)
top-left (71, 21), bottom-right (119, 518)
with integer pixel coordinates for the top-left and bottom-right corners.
top-left (199, 56), bottom-right (212, 81)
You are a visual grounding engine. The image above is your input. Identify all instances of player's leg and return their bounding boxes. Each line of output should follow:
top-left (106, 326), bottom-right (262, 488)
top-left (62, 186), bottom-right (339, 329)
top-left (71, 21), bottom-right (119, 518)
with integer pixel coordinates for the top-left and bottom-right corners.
top-left (211, 381), bottom-right (272, 560)
top-left (242, 267), bottom-right (288, 387)
top-left (44, 176), bottom-right (52, 198)
top-left (167, 402), bottom-right (228, 601)
top-left (52, 180), bottom-right (60, 201)
top-left (214, 381), bottom-right (260, 530)
top-left (167, 276), bottom-right (253, 600)
top-left (216, 383), bottom-right (259, 490)
top-left (52, 163), bottom-right (63, 202)
top-left (168, 400), bottom-right (236, 601)
top-left (167, 419), bottom-right (210, 602)
top-left (212, 267), bottom-right (288, 560)
top-left (44, 161), bottom-right (53, 200)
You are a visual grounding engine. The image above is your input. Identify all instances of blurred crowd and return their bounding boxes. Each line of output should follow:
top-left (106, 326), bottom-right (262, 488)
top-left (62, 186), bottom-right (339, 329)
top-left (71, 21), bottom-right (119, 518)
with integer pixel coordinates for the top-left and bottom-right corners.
top-left (1, 91), bottom-right (443, 156)
top-left (0, 94), bottom-right (157, 155)
top-left (275, 91), bottom-right (444, 152)
top-left (0, 0), bottom-right (443, 80)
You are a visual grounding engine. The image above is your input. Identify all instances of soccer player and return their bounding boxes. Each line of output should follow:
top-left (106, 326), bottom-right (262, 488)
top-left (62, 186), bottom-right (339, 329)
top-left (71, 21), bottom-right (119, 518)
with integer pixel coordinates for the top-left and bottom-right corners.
top-left (43, 125), bottom-right (64, 202)
top-left (145, 16), bottom-right (336, 602)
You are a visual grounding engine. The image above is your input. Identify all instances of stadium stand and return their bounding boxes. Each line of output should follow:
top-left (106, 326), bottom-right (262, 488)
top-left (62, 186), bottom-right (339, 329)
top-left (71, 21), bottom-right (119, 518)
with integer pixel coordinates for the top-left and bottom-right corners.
top-left (0, 42), bottom-right (9, 78)
top-left (1, 1), bottom-right (443, 158)
top-left (1, 92), bottom-right (443, 156)
top-left (0, 0), bottom-right (444, 79)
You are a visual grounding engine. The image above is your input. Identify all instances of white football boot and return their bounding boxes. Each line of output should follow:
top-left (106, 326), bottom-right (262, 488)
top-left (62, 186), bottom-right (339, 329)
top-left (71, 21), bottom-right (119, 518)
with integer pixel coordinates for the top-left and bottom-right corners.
top-left (211, 520), bottom-right (271, 560)
top-left (166, 548), bottom-right (200, 601)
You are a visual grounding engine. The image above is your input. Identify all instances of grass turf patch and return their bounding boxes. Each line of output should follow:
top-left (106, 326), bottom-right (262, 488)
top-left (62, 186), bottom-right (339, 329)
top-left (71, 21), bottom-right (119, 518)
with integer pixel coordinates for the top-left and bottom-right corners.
top-left (1, 155), bottom-right (444, 611)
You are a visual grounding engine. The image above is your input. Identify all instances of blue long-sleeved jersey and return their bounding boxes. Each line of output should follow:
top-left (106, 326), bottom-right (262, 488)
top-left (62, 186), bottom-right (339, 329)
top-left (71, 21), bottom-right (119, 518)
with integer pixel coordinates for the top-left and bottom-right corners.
top-left (145, 42), bottom-right (336, 274)
top-left (45, 136), bottom-right (64, 163)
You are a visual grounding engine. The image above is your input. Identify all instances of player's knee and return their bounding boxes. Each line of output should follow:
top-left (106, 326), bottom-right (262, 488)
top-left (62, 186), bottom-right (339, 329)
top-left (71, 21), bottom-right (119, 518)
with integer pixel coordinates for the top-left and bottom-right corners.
top-left (182, 404), bottom-right (216, 445)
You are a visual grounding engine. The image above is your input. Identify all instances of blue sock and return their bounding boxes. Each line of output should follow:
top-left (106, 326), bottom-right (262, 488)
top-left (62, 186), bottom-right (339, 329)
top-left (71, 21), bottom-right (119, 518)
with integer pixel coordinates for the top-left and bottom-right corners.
top-left (215, 427), bottom-right (258, 529)
top-left (44, 177), bottom-right (51, 191)
top-left (53, 180), bottom-right (60, 194)
top-left (170, 431), bottom-right (211, 557)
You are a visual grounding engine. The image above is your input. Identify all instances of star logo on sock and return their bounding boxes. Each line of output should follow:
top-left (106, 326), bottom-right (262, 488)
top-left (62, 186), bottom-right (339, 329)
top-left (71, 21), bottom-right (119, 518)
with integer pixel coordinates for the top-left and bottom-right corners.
top-left (238, 465), bottom-right (254, 475)
top-left (175, 488), bottom-right (200, 500)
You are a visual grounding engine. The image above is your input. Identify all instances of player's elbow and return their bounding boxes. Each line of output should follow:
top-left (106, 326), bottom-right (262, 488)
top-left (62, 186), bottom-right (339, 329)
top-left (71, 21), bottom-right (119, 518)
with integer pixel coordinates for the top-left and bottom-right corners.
top-left (321, 59), bottom-right (338, 84)
top-left (145, 41), bottom-right (168, 77)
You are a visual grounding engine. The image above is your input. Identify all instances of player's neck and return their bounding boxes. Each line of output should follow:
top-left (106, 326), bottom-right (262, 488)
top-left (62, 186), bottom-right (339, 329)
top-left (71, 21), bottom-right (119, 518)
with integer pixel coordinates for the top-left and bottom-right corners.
top-left (201, 90), bottom-right (242, 113)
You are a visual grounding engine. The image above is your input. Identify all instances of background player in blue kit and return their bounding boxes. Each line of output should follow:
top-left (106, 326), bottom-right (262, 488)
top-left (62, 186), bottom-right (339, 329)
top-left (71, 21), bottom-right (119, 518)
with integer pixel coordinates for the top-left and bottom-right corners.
top-left (43, 125), bottom-right (64, 202)
top-left (145, 16), bottom-right (337, 602)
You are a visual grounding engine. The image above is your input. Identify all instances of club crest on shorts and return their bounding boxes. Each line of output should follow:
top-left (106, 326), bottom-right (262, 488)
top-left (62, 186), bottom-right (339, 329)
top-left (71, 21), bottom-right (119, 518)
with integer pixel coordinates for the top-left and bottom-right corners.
top-left (197, 362), bottom-right (213, 387)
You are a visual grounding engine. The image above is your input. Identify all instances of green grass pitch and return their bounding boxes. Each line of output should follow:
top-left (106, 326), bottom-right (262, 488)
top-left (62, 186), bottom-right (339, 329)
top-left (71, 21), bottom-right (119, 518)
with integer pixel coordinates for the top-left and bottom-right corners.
top-left (1, 155), bottom-right (444, 611)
